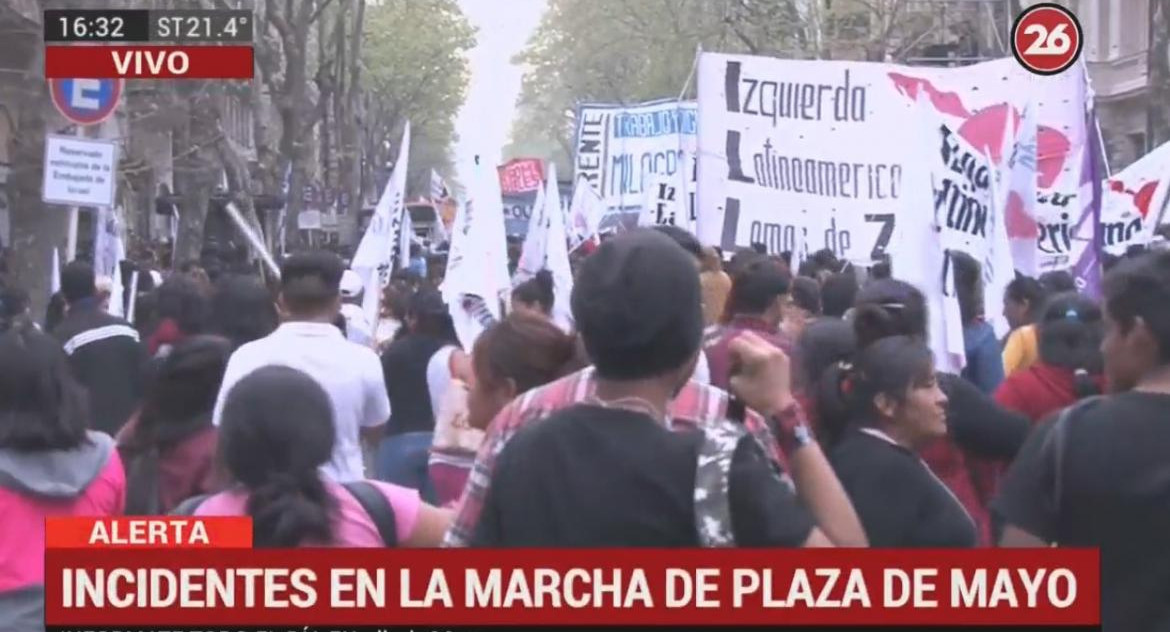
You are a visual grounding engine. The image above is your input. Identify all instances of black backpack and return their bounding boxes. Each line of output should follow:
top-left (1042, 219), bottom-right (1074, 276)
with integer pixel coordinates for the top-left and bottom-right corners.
top-left (170, 480), bottom-right (398, 547)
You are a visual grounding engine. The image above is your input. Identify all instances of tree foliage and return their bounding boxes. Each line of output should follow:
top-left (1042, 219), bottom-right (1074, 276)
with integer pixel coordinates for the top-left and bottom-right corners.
top-left (361, 0), bottom-right (475, 196)
top-left (507, 0), bottom-right (1011, 168)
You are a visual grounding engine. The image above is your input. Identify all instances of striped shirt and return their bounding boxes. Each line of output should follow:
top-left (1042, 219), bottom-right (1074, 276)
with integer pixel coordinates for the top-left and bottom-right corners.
top-left (442, 367), bottom-right (792, 547)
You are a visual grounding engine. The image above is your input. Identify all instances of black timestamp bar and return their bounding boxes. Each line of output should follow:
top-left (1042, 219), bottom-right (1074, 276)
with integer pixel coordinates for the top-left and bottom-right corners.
top-left (44, 10), bottom-right (149, 42)
top-left (44, 9), bottom-right (252, 43)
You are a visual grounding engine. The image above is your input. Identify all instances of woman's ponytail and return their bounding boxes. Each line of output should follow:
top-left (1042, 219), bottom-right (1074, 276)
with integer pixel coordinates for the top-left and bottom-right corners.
top-left (219, 366), bottom-right (339, 547)
top-left (245, 470), bottom-right (335, 548)
top-left (814, 361), bottom-right (856, 448)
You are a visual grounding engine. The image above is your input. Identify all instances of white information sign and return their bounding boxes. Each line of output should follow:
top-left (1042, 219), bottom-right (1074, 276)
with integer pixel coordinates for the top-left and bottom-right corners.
top-left (42, 134), bottom-right (118, 207)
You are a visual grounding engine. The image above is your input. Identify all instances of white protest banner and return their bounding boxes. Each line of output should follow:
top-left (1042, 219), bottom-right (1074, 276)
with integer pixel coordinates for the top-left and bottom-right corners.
top-left (574, 99), bottom-right (697, 228)
top-left (441, 155), bottom-right (511, 348)
top-left (696, 54), bottom-right (1088, 265)
top-left (566, 177), bottom-right (603, 252)
top-left (638, 172), bottom-right (693, 231)
top-left (352, 122), bottom-right (411, 325)
top-left (42, 135), bottom-right (118, 207)
top-left (923, 97), bottom-right (1015, 337)
top-left (1099, 140), bottom-right (1170, 254)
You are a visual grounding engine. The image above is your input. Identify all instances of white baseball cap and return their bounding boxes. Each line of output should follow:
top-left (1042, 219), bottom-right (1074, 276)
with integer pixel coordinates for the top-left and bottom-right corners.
top-left (339, 269), bottom-right (364, 298)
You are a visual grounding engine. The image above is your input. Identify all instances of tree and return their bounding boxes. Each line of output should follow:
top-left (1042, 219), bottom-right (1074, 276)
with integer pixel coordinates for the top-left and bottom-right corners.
top-left (360, 0), bottom-right (475, 199)
top-left (2, 2), bottom-right (59, 316)
top-left (507, 0), bottom-right (1012, 164)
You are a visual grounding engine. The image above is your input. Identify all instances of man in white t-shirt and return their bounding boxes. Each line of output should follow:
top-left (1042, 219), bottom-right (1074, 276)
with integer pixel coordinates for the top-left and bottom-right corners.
top-left (212, 251), bottom-right (390, 482)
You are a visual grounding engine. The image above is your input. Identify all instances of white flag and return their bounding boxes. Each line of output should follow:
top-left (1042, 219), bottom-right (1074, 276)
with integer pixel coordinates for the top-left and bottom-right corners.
top-left (542, 163), bottom-right (576, 331)
top-left (441, 155), bottom-right (511, 348)
top-left (514, 176), bottom-right (548, 284)
top-left (892, 92), bottom-right (967, 375)
top-left (567, 177), bottom-right (603, 252)
top-left (353, 122), bottom-right (411, 326)
top-left (430, 169), bottom-right (449, 200)
top-left (93, 206), bottom-right (127, 317)
top-left (50, 247), bottom-right (61, 295)
top-left (1002, 102), bottom-right (1040, 276)
top-left (398, 203), bottom-right (413, 271)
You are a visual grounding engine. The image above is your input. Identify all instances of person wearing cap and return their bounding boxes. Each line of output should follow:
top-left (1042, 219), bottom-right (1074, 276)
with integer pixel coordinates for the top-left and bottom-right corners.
top-left (376, 288), bottom-right (464, 502)
top-left (338, 269), bottom-right (373, 348)
top-left (211, 251), bottom-right (390, 483)
top-left (704, 256), bottom-right (795, 392)
top-left (448, 229), bottom-right (865, 548)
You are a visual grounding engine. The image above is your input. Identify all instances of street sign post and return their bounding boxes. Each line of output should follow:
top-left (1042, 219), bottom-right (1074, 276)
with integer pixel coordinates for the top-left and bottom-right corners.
top-left (46, 78), bottom-right (123, 261)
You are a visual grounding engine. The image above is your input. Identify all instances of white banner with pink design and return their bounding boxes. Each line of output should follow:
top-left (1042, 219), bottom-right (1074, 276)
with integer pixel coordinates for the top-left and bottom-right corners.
top-left (1099, 140), bottom-right (1170, 254)
top-left (696, 54), bottom-right (1096, 278)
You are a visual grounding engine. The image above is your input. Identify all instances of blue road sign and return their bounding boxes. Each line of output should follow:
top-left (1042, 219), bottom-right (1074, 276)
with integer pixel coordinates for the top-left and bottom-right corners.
top-left (49, 78), bottom-right (123, 126)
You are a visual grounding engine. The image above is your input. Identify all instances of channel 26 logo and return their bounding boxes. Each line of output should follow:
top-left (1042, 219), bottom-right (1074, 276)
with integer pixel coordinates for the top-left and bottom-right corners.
top-left (1011, 3), bottom-right (1084, 75)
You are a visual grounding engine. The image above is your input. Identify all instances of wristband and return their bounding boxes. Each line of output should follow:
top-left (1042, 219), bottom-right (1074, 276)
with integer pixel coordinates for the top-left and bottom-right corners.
top-left (768, 403), bottom-right (813, 455)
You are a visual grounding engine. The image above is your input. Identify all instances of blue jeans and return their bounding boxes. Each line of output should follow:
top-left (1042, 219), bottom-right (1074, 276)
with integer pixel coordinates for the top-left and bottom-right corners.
top-left (375, 431), bottom-right (436, 504)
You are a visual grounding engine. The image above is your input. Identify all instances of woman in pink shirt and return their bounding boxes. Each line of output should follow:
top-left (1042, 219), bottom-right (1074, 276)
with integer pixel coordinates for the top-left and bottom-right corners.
top-left (190, 365), bottom-right (449, 547)
top-left (0, 316), bottom-right (125, 631)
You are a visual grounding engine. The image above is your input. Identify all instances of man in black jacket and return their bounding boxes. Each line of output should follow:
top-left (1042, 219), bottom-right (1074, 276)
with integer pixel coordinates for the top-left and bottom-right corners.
top-left (53, 261), bottom-right (145, 435)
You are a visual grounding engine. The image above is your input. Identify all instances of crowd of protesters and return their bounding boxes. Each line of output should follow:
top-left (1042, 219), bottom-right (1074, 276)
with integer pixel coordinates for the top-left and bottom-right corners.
top-left (0, 226), bottom-right (1168, 631)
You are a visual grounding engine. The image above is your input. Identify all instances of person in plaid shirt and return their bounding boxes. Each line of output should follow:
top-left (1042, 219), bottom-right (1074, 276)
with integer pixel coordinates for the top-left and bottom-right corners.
top-left (444, 230), bottom-right (865, 547)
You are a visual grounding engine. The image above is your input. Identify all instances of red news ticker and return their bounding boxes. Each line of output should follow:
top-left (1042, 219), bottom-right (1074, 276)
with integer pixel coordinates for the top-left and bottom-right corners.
top-left (44, 45), bottom-right (254, 79)
top-left (43, 518), bottom-right (1101, 627)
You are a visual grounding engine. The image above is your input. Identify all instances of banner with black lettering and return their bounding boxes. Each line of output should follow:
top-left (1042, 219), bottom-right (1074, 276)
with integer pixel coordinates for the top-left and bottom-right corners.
top-left (696, 54), bottom-right (1090, 266)
top-left (574, 99), bottom-right (697, 230)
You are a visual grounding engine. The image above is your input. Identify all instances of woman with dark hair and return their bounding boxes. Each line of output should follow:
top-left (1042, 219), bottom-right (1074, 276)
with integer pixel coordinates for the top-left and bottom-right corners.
top-left (1001, 276), bottom-right (1046, 376)
top-left (0, 319), bottom-right (124, 630)
top-left (815, 278), bottom-right (1029, 545)
top-left (117, 336), bottom-right (230, 514)
top-left (796, 318), bottom-right (856, 439)
top-left (148, 274), bottom-right (209, 357)
top-left (511, 269), bottom-right (555, 318)
top-left (951, 251), bottom-right (1004, 394)
top-left (783, 276), bottom-right (822, 341)
top-left (1039, 270), bottom-right (1077, 294)
top-left (428, 312), bottom-right (584, 505)
top-left (819, 336), bottom-right (972, 546)
top-left (376, 288), bottom-right (464, 500)
top-left (995, 293), bottom-right (1104, 423)
top-left (186, 365), bottom-right (449, 547)
top-left (206, 275), bottom-right (279, 351)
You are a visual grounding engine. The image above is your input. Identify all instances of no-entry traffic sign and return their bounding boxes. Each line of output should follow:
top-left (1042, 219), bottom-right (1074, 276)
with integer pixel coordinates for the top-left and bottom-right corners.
top-left (49, 78), bottom-right (123, 126)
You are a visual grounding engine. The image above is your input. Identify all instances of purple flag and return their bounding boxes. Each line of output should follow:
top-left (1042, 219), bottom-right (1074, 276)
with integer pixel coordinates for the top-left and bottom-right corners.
top-left (1070, 105), bottom-right (1104, 299)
